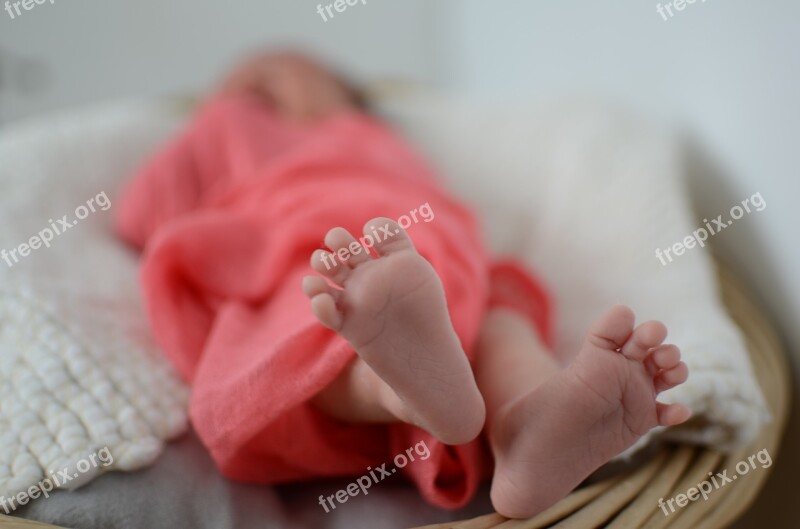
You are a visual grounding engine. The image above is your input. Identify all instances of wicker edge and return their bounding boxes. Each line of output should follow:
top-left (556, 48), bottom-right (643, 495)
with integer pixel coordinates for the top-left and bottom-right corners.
top-left (0, 516), bottom-right (63, 528)
top-left (413, 262), bottom-right (792, 529)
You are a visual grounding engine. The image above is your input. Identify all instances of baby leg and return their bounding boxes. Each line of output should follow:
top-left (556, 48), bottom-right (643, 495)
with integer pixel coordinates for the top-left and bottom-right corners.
top-left (473, 308), bottom-right (562, 430)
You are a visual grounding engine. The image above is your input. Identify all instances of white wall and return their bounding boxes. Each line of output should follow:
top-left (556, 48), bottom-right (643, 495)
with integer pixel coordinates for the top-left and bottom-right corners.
top-left (0, 0), bottom-right (444, 122)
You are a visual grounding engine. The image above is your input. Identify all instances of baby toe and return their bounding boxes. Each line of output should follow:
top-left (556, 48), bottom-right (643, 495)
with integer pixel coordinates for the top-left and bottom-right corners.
top-left (586, 305), bottom-right (635, 351)
top-left (363, 218), bottom-right (415, 256)
top-left (655, 361), bottom-right (689, 393)
top-left (311, 249), bottom-right (351, 286)
top-left (656, 402), bottom-right (692, 426)
top-left (324, 227), bottom-right (371, 267)
top-left (302, 275), bottom-right (339, 300)
top-left (621, 320), bottom-right (668, 361)
top-left (645, 344), bottom-right (681, 375)
top-left (310, 293), bottom-right (343, 331)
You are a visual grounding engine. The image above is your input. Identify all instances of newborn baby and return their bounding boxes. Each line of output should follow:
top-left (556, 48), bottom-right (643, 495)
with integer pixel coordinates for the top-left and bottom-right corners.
top-left (117, 51), bottom-right (690, 519)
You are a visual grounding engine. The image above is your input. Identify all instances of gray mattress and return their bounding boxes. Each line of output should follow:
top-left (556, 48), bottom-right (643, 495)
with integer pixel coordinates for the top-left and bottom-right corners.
top-left (15, 429), bottom-right (493, 529)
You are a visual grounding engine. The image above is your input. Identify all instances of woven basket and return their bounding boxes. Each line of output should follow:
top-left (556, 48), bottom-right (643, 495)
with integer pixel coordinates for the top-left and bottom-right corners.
top-left (414, 263), bottom-right (791, 529)
top-left (0, 266), bottom-right (790, 529)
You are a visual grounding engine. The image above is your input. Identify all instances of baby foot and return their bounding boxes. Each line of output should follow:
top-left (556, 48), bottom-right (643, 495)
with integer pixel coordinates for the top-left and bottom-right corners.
top-left (490, 305), bottom-right (690, 519)
top-left (303, 218), bottom-right (485, 444)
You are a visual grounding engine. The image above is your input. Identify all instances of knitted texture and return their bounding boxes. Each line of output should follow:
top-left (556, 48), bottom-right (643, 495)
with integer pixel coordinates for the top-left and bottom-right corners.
top-left (0, 101), bottom-right (190, 500)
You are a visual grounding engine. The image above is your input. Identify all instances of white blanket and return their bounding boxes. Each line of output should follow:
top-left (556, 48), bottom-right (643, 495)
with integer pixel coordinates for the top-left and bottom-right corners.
top-left (0, 97), bottom-right (768, 501)
top-left (0, 102), bottom-right (190, 500)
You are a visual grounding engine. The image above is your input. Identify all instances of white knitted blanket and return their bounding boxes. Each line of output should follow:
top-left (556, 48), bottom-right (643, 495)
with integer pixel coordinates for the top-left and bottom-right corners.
top-left (0, 97), bottom-right (768, 501)
top-left (0, 102), bottom-right (190, 500)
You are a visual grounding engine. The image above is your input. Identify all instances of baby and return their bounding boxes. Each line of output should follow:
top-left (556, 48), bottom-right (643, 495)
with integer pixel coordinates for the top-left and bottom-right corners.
top-left (117, 51), bottom-right (690, 519)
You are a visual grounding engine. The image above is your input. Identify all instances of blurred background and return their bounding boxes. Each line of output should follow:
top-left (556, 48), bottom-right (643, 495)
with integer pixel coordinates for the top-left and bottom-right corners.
top-left (1, 1), bottom-right (797, 527)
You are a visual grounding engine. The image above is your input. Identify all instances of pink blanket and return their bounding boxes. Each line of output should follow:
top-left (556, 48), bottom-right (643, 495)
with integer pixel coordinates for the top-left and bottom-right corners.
top-left (117, 95), bottom-right (552, 508)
